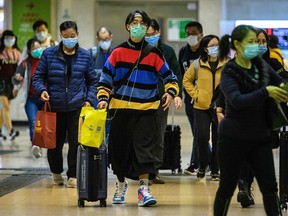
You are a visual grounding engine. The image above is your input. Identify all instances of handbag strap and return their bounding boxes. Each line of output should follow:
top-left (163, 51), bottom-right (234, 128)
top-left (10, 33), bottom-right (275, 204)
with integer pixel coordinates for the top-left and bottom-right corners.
top-left (114, 43), bottom-right (154, 93)
top-left (43, 101), bottom-right (52, 112)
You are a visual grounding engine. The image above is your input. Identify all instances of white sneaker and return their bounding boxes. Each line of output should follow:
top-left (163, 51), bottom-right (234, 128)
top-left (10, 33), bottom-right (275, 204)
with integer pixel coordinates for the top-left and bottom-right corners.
top-left (31, 145), bottom-right (42, 158)
top-left (52, 173), bottom-right (64, 185)
top-left (67, 177), bottom-right (77, 188)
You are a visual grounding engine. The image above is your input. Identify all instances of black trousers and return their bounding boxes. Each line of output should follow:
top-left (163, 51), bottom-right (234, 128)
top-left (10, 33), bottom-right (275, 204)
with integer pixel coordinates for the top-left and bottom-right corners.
top-left (47, 108), bottom-right (81, 178)
top-left (193, 108), bottom-right (218, 173)
top-left (108, 112), bottom-right (156, 180)
top-left (215, 133), bottom-right (278, 200)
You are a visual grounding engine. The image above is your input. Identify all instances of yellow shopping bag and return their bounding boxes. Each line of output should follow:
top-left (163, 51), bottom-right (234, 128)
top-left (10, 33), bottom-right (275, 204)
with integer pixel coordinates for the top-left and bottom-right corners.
top-left (78, 107), bottom-right (107, 148)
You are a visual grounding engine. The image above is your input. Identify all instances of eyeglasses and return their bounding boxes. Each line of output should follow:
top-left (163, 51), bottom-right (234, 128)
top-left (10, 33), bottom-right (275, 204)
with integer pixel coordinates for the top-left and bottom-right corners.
top-left (207, 44), bottom-right (219, 48)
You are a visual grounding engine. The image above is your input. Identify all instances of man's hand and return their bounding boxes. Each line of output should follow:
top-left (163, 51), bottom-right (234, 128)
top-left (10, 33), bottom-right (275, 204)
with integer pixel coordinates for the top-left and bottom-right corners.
top-left (40, 91), bottom-right (49, 101)
top-left (162, 93), bottom-right (173, 111)
top-left (174, 96), bottom-right (182, 110)
top-left (98, 101), bottom-right (108, 109)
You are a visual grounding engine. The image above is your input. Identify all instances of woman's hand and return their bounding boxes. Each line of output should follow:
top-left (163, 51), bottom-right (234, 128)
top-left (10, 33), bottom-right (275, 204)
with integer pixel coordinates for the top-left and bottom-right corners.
top-left (14, 73), bottom-right (23, 81)
top-left (266, 85), bottom-right (288, 103)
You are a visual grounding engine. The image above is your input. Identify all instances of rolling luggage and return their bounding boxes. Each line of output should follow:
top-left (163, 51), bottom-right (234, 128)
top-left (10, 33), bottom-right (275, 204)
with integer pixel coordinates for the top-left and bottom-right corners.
top-left (159, 124), bottom-right (182, 173)
top-left (279, 126), bottom-right (288, 210)
top-left (77, 145), bottom-right (107, 207)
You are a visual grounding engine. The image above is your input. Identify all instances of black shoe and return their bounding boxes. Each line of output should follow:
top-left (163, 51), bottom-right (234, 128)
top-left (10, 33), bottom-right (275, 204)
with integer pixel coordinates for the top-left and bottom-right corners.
top-left (149, 175), bottom-right (165, 185)
top-left (0, 133), bottom-right (6, 141)
top-left (184, 164), bottom-right (199, 175)
top-left (237, 179), bottom-right (255, 207)
top-left (197, 168), bottom-right (206, 179)
top-left (211, 172), bottom-right (220, 181)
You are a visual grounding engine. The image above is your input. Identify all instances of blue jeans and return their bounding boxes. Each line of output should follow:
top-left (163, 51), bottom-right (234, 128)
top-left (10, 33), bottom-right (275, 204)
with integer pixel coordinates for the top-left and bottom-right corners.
top-left (25, 96), bottom-right (44, 142)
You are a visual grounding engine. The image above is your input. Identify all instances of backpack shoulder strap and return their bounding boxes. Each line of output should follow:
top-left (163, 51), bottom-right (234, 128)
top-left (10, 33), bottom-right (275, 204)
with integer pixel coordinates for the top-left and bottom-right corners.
top-left (193, 58), bottom-right (199, 84)
top-left (22, 59), bottom-right (27, 70)
top-left (90, 46), bottom-right (98, 60)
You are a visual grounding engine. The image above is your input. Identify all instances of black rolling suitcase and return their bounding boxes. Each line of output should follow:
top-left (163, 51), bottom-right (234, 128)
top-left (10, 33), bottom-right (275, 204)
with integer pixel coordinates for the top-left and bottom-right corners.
top-left (279, 127), bottom-right (288, 210)
top-left (159, 124), bottom-right (182, 173)
top-left (77, 145), bottom-right (107, 207)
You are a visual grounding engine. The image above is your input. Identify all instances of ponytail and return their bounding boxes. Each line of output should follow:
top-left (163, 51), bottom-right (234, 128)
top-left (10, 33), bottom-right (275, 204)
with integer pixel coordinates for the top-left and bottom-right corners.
top-left (219, 34), bottom-right (231, 61)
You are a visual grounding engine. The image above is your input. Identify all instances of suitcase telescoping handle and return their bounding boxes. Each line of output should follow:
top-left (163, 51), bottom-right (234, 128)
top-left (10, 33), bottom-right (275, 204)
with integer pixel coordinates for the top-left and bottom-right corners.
top-left (171, 100), bottom-right (175, 131)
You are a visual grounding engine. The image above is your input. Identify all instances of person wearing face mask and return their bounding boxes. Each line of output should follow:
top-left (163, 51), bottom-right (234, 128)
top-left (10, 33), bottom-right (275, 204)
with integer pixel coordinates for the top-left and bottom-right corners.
top-left (183, 35), bottom-right (228, 180)
top-left (213, 25), bottom-right (288, 216)
top-left (20, 20), bottom-right (58, 62)
top-left (178, 21), bottom-right (205, 176)
top-left (89, 27), bottom-right (113, 82)
top-left (145, 18), bottom-right (182, 185)
top-left (12, 39), bottom-right (44, 158)
top-left (97, 10), bottom-right (179, 207)
top-left (33, 21), bottom-right (97, 188)
top-left (0, 30), bottom-right (22, 141)
top-left (88, 27), bottom-right (113, 143)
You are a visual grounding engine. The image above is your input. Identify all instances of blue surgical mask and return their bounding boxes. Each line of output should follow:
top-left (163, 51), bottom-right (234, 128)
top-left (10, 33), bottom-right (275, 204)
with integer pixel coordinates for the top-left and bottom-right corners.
top-left (62, 38), bottom-right (78, 49)
top-left (31, 48), bottom-right (43, 58)
top-left (99, 40), bottom-right (111, 50)
top-left (145, 35), bottom-right (160, 46)
top-left (258, 44), bottom-right (268, 55)
top-left (130, 24), bottom-right (147, 40)
top-left (207, 46), bottom-right (219, 57)
top-left (242, 44), bottom-right (259, 59)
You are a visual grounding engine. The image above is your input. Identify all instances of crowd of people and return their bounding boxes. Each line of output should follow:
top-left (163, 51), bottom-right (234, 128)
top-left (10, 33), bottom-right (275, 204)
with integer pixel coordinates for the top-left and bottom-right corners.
top-left (1, 8), bottom-right (288, 214)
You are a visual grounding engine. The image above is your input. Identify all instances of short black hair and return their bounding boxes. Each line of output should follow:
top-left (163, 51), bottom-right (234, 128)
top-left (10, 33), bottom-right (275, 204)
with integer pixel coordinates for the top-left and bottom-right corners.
top-left (59, 21), bottom-right (78, 33)
top-left (32, 20), bottom-right (48, 31)
top-left (185, 21), bottom-right (203, 34)
top-left (148, 19), bottom-right (160, 31)
top-left (125, 9), bottom-right (150, 30)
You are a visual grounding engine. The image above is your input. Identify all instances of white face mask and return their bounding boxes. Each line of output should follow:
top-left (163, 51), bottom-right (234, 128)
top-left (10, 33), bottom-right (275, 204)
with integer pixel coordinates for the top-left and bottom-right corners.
top-left (186, 35), bottom-right (198, 46)
top-left (36, 31), bottom-right (48, 42)
top-left (4, 37), bottom-right (16, 47)
top-left (99, 40), bottom-right (111, 50)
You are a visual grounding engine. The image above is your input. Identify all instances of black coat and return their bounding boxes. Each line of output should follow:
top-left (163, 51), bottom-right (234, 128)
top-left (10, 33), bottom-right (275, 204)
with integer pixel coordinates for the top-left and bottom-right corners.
top-left (219, 57), bottom-right (283, 140)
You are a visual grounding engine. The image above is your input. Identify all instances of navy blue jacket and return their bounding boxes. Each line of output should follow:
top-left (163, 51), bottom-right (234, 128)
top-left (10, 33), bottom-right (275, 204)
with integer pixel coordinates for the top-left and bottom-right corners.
top-left (33, 43), bottom-right (97, 112)
top-left (219, 57), bottom-right (283, 140)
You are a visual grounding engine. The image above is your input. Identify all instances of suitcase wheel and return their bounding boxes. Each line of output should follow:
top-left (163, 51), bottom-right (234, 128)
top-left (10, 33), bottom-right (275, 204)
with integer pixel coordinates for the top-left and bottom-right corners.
top-left (100, 199), bottom-right (107, 207)
top-left (178, 168), bottom-right (182, 174)
top-left (281, 202), bottom-right (287, 210)
top-left (78, 199), bottom-right (85, 207)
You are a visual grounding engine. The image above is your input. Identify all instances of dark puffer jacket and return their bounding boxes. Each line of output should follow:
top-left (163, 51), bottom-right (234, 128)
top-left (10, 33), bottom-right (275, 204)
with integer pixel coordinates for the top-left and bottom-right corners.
top-left (33, 43), bottom-right (97, 112)
top-left (219, 57), bottom-right (284, 140)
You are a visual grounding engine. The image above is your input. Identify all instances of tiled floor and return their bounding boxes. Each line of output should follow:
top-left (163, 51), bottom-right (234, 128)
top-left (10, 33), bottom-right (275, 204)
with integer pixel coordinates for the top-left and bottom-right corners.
top-left (0, 109), bottom-right (285, 216)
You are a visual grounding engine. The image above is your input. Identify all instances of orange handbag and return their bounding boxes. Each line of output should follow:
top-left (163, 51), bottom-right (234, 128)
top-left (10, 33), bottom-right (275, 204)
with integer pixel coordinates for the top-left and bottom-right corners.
top-left (32, 101), bottom-right (56, 149)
